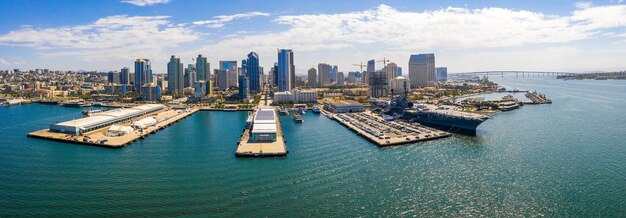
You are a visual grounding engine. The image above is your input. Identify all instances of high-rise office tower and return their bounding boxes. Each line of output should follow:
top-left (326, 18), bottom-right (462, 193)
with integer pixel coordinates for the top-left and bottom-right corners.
top-left (336, 72), bottom-right (345, 86)
top-left (367, 59), bottom-right (376, 73)
top-left (238, 75), bottom-right (249, 99)
top-left (247, 52), bottom-right (260, 93)
top-left (271, 62), bottom-right (278, 88)
top-left (317, 63), bottom-right (331, 87)
top-left (331, 65), bottom-right (338, 82)
top-left (134, 58), bottom-right (152, 94)
top-left (408, 54), bottom-right (435, 88)
top-left (436, 67), bottom-right (448, 81)
top-left (219, 60), bottom-right (237, 71)
top-left (348, 72), bottom-right (357, 84)
top-left (120, 67), bottom-right (130, 85)
top-left (196, 55), bottom-right (210, 82)
top-left (397, 67), bottom-right (402, 77)
top-left (167, 55), bottom-right (184, 95)
top-left (307, 68), bottom-right (317, 87)
top-left (184, 64), bottom-right (196, 88)
top-left (277, 49), bottom-right (294, 92)
top-left (107, 71), bottom-right (120, 84)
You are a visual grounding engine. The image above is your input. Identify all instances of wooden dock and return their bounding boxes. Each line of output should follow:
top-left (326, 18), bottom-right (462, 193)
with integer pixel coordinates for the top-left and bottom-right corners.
top-left (235, 108), bottom-right (287, 157)
top-left (322, 109), bottom-right (450, 147)
top-left (28, 108), bottom-right (199, 148)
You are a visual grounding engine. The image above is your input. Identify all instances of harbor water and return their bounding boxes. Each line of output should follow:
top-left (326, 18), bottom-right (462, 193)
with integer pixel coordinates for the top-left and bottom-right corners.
top-left (1, 77), bottom-right (625, 216)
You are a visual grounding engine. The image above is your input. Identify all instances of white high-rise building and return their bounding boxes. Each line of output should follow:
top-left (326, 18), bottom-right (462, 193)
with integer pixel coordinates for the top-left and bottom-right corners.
top-left (408, 54), bottom-right (435, 88)
top-left (384, 62), bottom-right (397, 91)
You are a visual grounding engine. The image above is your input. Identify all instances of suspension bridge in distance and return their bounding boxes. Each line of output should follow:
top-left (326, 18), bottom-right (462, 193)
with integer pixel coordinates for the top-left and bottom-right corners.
top-left (450, 71), bottom-right (578, 77)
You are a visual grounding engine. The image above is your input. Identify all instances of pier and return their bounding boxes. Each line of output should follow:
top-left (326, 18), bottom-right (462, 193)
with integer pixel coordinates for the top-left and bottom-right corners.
top-left (28, 107), bottom-right (198, 148)
top-left (236, 107), bottom-right (287, 157)
top-left (322, 109), bottom-right (450, 147)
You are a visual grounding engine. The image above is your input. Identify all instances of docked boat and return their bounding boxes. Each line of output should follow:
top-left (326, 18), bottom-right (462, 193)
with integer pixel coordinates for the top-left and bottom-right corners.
top-left (92, 102), bottom-right (107, 107)
top-left (279, 107), bottom-right (289, 115)
top-left (61, 100), bottom-right (92, 107)
top-left (311, 105), bottom-right (321, 113)
top-left (498, 101), bottom-right (520, 111)
top-left (293, 113), bottom-right (303, 123)
top-left (38, 100), bottom-right (59, 105)
top-left (82, 109), bottom-right (104, 117)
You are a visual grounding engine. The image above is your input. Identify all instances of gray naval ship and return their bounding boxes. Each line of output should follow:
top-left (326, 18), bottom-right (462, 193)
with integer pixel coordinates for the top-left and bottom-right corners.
top-left (404, 104), bottom-right (490, 133)
top-left (385, 92), bottom-right (490, 135)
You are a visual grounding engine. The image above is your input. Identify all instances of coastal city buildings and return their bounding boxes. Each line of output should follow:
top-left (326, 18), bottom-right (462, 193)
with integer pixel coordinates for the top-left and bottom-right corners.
top-left (196, 55), bottom-right (210, 82)
top-left (247, 52), bottom-right (260, 93)
top-left (307, 68), bottom-right (317, 87)
top-left (409, 54), bottom-right (435, 88)
top-left (277, 49), bottom-right (294, 92)
top-left (167, 55), bottom-right (184, 96)
top-left (436, 67), bottom-right (448, 81)
top-left (318, 63), bottom-right (331, 87)
top-left (273, 89), bottom-right (318, 103)
top-left (134, 59), bottom-right (152, 95)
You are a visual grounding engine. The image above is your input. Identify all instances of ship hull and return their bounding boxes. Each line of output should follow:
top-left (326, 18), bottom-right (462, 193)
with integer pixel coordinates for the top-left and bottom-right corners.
top-left (404, 112), bottom-right (487, 135)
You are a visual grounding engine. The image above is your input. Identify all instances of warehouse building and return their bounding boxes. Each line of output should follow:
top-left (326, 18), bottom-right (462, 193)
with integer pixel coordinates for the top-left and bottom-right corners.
top-left (250, 108), bottom-right (277, 142)
top-left (323, 99), bottom-right (364, 113)
top-left (50, 104), bottom-right (165, 135)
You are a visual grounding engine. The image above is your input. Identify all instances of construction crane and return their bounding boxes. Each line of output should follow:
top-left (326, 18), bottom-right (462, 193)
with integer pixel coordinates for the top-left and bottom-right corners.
top-left (352, 62), bottom-right (366, 72)
top-left (376, 57), bottom-right (390, 70)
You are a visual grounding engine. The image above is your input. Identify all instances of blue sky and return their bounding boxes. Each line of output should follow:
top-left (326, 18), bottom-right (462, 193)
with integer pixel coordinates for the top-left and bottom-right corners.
top-left (0, 0), bottom-right (625, 74)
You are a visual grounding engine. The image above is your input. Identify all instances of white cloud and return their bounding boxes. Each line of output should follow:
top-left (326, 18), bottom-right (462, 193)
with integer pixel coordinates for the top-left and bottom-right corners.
top-left (575, 1), bottom-right (593, 9)
top-left (0, 15), bottom-right (198, 66)
top-left (186, 4), bottom-right (626, 72)
top-left (192, 12), bottom-right (270, 28)
top-left (121, 0), bottom-right (170, 6)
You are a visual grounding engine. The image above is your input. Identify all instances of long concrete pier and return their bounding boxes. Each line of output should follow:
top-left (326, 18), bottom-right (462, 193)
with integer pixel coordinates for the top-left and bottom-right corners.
top-left (236, 107), bottom-right (287, 157)
top-left (28, 107), bottom-right (198, 148)
top-left (322, 109), bottom-right (450, 147)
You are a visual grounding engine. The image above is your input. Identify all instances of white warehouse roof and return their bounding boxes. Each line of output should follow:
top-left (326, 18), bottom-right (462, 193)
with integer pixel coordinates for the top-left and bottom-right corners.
top-left (50, 104), bottom-right (164, 133)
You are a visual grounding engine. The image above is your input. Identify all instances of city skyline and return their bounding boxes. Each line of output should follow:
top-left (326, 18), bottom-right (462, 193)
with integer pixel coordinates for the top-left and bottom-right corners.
top-left (0, 0), bottom-right (626, 74)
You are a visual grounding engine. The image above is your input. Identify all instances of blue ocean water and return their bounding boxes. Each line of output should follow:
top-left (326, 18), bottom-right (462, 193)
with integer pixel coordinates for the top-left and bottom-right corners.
top-left (0, 77), bottom-right (625, 216)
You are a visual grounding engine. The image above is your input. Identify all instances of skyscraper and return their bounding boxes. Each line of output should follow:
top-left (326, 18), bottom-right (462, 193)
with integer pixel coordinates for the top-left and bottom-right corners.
top-left (247, 52), bottom-right (260, 93)
top-left (277, 49), bottom-right (294, 92)
top-left (194, 80), bottom-right (206, 98)
top-left (271, 62), bottom-right (278, 88)
top-left (385, 62), bottom-right (398, 91)
top-left (238, 75), bottom-right (249, 99)
top-left (219, 61), bottom-right (237, 71)
top-left (408, 54), bottom-right (435, 88)
top-left (331, 65), bottom-right (338, 82)
top-left (196, 55), bottom-right (210, 82)
top-left (307, 68), bottom-right (317, 87)
top-left (348, 72), bottom-right (357, 84)
top-left (337, 72), bottom-right (345, 86)
top-left (317, 63), bottom-right (331, 87)
top-left (134, 58), bottom-right (152, 94)
top-left (184, 64), bottom-right (196, 88)
top-left (397, 67), bottom-right (402, 77)
top-left (367, 59), bottom-right (376, 73)
top-left (120, 67), bottom-right (130, 85)
top-left (107, 71), bottom-right (120, 84)
top-left (436, 67), bottom-right (448, 81)
top-left (167, 55), bottom-right (184, 96)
